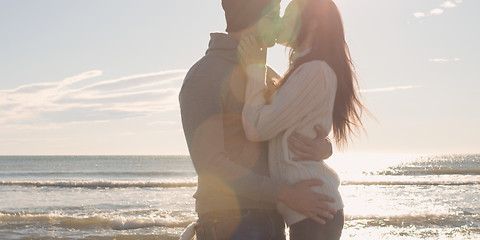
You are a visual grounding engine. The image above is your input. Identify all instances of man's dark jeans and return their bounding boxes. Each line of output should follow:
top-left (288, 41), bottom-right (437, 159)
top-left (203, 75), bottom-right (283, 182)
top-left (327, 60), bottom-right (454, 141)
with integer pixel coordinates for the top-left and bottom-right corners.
top-left (195, 209), bottom-right (286, 240)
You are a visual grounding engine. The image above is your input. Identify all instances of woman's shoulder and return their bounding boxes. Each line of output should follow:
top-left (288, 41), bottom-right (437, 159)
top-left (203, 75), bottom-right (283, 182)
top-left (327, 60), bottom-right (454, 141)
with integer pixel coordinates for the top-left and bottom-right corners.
top-left (297, 60), bottom-right (335, 76)
top-left (291, 60), bottom-right (337, 85)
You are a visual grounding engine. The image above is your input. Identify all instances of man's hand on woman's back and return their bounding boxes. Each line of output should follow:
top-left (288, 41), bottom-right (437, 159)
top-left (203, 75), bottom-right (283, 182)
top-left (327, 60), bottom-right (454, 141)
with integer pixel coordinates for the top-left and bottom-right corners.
top-left (288, 125), bottom-right (333, 161)
top-left (277, 180), bottom-right (337, 225)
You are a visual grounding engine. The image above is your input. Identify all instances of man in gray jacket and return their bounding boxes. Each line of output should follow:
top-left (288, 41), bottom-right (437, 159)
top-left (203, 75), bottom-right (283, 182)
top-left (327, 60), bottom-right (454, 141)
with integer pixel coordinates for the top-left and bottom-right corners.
top-left (179, 0), bottom-right (336, 239)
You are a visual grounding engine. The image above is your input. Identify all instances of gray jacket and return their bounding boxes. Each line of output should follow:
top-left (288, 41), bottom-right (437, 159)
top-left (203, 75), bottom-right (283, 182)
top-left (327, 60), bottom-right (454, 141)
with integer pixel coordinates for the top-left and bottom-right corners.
top-left (179, 33), bottom-right (281, 215)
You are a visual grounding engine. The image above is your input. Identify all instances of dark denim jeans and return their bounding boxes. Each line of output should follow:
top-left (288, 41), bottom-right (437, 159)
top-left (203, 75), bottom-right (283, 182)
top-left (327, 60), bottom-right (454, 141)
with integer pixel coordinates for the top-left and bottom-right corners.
top-left (195, 209), bottom-right (286, 240)
top-left (289, 210), bottom-right (344, 240)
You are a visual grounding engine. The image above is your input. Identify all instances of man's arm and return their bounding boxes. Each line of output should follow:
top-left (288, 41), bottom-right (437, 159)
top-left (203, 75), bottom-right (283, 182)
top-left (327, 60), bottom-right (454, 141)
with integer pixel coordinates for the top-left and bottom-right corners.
top-left (288, 126), bottom-right (333, 161)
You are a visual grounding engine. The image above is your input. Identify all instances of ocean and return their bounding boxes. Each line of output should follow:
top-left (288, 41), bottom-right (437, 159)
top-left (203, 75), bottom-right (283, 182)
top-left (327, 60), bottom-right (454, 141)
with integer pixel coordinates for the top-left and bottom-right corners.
top-left (0, 154), bottom-right (479, 240)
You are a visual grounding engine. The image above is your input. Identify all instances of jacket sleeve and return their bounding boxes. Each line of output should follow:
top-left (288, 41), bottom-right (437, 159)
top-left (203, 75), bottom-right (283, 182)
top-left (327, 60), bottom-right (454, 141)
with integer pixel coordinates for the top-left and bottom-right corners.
top-left (242, 61), bottom-right (329, 142)
top-left (179, 73), bottom-right (281, 204)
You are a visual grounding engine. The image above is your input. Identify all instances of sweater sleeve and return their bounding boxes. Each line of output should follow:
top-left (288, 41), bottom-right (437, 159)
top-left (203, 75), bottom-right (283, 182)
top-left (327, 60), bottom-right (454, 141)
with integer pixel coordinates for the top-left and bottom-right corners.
top-left (242, 61), bottom-right (329, 142)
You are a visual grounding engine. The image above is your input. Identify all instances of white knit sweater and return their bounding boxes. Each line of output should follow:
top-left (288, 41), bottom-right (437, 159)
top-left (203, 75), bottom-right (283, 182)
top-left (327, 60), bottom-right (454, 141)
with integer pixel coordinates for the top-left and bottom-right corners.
top-left (242, 60), bottom-right (344, 226)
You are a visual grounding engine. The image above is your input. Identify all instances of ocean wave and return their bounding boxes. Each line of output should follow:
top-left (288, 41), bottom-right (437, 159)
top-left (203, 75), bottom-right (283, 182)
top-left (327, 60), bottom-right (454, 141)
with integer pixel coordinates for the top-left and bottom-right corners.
top-left (1, 211), bottom-right (477, 232)
top-left (377, 169), bottom-right (480, 176)
top-left (2, 179), bottom-right (478, 188)
top-left (82, 234), bottom-right (180, 240)
top-left (0, 211), bottom-right (195, 231)
top-left (342, 180), bottom-right (480, 186)
top-left (0, 180), bottom-right (197, 189)
top-left (0, 171), bottom-right (195, 177)
top-left (13, 234), bottom-right (180, 240)
top-left (346, 213), bottom-right (480, 228)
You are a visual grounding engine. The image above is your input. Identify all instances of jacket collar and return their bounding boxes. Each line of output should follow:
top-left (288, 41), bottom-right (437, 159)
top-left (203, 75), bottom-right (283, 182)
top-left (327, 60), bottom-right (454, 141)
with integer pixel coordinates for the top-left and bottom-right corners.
top-left (206, 32), bottom-right (240, 63)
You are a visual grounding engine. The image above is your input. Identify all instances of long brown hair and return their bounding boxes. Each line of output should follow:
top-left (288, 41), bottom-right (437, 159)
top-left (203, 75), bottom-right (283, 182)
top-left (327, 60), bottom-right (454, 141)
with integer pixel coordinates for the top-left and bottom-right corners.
top-left (276, 0), bottom-right (364, 148)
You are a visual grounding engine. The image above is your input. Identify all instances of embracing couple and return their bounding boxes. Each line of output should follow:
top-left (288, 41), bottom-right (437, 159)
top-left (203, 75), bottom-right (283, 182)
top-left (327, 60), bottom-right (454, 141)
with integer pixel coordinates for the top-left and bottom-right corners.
top-left (179, 0), bottom-right (364, 239)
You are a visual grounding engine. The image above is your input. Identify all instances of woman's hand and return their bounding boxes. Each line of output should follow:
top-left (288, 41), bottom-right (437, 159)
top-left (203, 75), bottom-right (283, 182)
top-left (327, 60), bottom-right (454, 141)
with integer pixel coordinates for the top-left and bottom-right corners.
top-left (288, 125), bottom-right (333, 161)
top-left (238, 35), bottom-right (267, 66)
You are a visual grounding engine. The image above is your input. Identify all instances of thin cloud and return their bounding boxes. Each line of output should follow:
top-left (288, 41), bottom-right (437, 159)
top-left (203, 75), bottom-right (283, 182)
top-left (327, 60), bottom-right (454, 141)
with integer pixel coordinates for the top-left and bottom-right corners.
top-left (148, 121), bottom-right (177, 126)
top-left (0, 71), bottom-right (102, 95)
top-left (429, 58), bottom-right (460, 62)
top-left (430, 8), bottom-right (444, 15)
top-left (78, 70), bottom-right (185, 93)
top-left (429, 58), bottom-right (449, 62)
top-left (0, 70), bottom-right (187, 127)
top-left (413, 12), bottom-right (426, 18)
top-left (0, 137), bottom-right (69, 143)
top-left (441, 1), bottom-right (457, 8)
top-left (414, 0), bottom-right (463, 18)
top-left (56, 89), bottom-right (177, 105)
top-left (360, 85), bottom-right (422, 93)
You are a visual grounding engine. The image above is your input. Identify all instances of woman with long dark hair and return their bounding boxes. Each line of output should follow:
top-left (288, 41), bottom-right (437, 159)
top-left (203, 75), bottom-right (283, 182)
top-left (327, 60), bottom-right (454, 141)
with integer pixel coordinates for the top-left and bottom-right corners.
top-left (239, 0), bottom-right (365, 239)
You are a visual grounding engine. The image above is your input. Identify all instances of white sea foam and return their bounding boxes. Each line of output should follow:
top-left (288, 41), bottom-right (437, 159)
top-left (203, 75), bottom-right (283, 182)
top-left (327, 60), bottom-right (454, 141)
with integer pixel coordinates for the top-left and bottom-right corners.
top-left (342, 180), bottom-right (480, 186)
top-left (378, 168), bottom-right (480, 176)
top-left (1, 210), bottom-right (477, 231)
top-left (346, 213), bottom-right (480, 228)
top-left (0, 180), bottom-right (197, 189)
top-left (0, 211), bottom-right (196, 230)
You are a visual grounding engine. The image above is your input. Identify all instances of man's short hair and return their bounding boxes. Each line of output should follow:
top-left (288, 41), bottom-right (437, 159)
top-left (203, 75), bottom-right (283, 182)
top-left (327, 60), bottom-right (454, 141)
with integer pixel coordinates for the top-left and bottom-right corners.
top-left (222, 0), bottom-right (280, 32)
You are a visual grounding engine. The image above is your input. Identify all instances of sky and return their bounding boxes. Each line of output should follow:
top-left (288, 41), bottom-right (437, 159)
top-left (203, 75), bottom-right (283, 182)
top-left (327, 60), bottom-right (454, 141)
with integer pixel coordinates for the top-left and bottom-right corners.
top-left (0, 0), bottom-right (479, 155)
